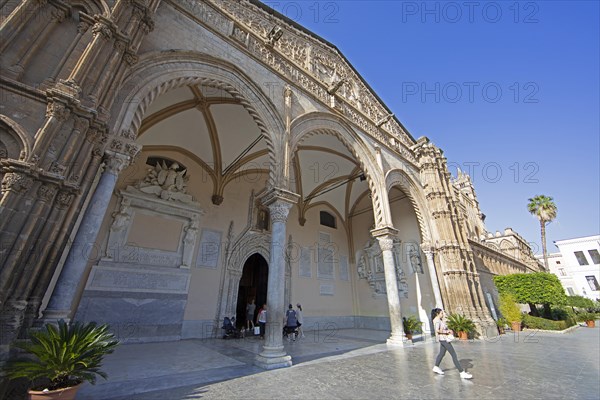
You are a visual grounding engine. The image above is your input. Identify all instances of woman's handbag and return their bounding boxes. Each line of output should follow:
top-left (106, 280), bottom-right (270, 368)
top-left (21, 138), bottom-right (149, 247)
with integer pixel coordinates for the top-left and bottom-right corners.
top-left (446, 334), bottom-right (455, 343)
top-left (254, 326), bottom-right (260, 335)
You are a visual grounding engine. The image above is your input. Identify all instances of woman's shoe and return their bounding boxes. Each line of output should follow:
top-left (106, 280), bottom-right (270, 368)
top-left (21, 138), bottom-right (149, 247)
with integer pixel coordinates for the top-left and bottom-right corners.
top-left (460, 371), bottom-right (473, 379)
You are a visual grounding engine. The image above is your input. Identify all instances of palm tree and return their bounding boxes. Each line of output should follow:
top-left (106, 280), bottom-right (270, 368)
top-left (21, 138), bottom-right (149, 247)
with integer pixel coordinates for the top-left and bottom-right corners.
top-left (527, 195), bottom-right (557, 270)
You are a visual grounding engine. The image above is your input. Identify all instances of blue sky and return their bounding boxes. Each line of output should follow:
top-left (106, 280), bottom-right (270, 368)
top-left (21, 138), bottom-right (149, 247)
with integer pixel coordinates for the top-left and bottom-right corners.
top-left (262, 0), bottom-right (600, 253)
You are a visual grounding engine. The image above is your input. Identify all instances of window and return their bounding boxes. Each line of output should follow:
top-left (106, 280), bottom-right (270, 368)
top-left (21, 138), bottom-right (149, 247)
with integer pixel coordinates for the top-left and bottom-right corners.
top-left (574, 251), bottom-right (589, 266)
top-left (319, 211), bottom-right (336, 228)
top-left (556, 261), bottom-right (561, 265)
top-left (566, 287), bottom-right (575, 296)
top-left (558, 268), bottom-right (566, 276)
top-left (588, 249), bottom-right (600, 265)
top-left (585, 275), bottom-right (600, 291)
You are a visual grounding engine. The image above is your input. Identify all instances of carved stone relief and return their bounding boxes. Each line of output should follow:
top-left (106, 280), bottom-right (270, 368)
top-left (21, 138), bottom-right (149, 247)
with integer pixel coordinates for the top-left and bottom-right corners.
top-left (357, 237), bottom-right (408, 298)
top-left (103, 179), bottom-right (204, 269)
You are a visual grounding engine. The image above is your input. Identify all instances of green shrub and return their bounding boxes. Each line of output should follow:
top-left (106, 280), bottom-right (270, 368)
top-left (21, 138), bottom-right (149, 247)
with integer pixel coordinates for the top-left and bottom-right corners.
top-left (498, 293), bottom-right (522, 323)
top-left (566, 295), bottom-right (595, 310)
top-left (550, 307), bottom-right (577, 326)
top-left (522, 314), bottom-right (576, 330)
top-left (576, 312), bottom-right (598, 322)
top-left (402, 315), bottom-right (422, 334)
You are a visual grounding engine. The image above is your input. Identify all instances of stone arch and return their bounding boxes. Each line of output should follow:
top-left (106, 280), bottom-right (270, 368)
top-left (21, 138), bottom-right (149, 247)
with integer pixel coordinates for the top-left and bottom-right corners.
top-left (70, 0), bottom-right (110, 16)
top-left (0, 115), bottom-right (32, 159)
top-left (385, 168), bottom-right (434, 245)
top-left (217, 232), bottom-right (274, 321)
top-left (290, 112), bottom-right (389, 228)
top-left (109, 51), bottom-right (284, 188)
top-left (228, 233), bottom-right (272, 274)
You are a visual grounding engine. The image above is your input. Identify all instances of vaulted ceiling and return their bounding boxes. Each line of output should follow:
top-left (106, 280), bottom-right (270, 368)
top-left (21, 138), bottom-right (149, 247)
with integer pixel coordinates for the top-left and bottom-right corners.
top-left (137, 86), bottom-right (372, 227)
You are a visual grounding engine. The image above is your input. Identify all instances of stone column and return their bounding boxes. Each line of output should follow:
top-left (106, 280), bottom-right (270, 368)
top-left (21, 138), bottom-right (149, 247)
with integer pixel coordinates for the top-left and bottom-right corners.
top-left (43, 152), bottom-right (129, 321)
top-left (423, 248), bottom-right (444, 309)
top-left (255, 190), bottom-right (297, 369)
top-left (371, 227), bottom-right (405, 346)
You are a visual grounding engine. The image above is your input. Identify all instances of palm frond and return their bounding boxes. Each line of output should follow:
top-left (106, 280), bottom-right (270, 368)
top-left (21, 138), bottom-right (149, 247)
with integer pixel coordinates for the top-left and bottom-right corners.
top-left (5, 320), bottom-right (119, 390)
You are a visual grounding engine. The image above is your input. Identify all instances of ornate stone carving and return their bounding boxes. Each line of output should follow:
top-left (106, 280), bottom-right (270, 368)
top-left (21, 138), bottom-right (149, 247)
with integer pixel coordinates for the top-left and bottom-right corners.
top-left (92, 21), bottom-right (113, 39)
top-left (120, 129), bottom-right (137, 140)
top-left (49, 161), bottom-right (66, 175)
top-left (268, 201), bottom-right (291, 223)
top-left (125, 143), bottom-right (142, 158)
top-left (110, 138), bottom-right (123, 151)
top-left (37, 183), bottom-right (57, 202)
top-left (109, 198), bottom-right (131, 233)
top-left (231, 23), bottom-right (249, 45)
top-left (103, 187), bottom-right (205, 267)
top-left (409, 248), bottom-right (424, 274)
top-left (377, 237), bottom-right (394, 252)
top-left (357, 237), bottom-right (408, 298)
top-left (123, 51), bottom-right (139, 66)
top-left (114, 39), bottom-right (127, 52)
top-left (103, 154), bottom-right (128, 175)
top-left (1, 172), bottom-right (34, 194)
top-left (45, 101), bottom-right (70, 121)
top-left (50, 7), bottom-right (67, 23)
top-left (136, 161), bottom-right (193, 203)
top-left (184, 0), bottom-right (416, 159)
top-left (55, 190), bottom-right (74, 209)
top-left (181, 215), bottom-right (200, 268)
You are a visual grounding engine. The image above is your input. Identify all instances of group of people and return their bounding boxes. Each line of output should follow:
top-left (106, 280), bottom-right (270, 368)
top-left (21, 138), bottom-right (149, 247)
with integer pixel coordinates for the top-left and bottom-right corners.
top-left (243, 301), bottom-right (472, 379)
top-left (245, 299), bottom-right (304, 340)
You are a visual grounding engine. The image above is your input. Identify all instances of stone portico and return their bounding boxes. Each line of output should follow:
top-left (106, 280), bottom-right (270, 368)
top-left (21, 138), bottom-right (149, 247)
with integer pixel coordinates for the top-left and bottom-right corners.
top-left (0, 1), bottom-right (543, 391)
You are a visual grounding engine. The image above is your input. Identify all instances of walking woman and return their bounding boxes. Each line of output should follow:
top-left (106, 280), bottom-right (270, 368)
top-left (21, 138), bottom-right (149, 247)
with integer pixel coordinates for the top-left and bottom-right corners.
top-left (296, 303), bottom-right (305, 338)
top-left (431, 308), bottom-right (472, 379)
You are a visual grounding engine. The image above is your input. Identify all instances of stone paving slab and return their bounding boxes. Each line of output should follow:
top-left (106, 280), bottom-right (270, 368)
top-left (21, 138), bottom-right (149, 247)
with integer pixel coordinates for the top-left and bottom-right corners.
top-left (81, 325), bottom-right (599, 400)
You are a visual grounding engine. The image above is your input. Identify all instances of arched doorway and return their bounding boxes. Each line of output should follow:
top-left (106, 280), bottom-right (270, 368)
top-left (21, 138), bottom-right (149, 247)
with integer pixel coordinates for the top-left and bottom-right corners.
top-left (236, 253), bottom-right (268, 329)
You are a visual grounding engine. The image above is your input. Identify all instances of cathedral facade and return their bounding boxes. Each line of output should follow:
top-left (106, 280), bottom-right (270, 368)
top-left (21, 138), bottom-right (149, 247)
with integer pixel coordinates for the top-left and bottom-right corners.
top-left (0, 0), bottom-right (542, 373)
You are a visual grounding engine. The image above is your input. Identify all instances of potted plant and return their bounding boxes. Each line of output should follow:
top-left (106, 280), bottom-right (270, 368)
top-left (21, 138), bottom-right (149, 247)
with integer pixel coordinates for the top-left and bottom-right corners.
top-left (446, 313), bottom-right (475, 340)
top-left (498, 292), bottom-right (523, 332)
top-left (402, 315), bottom-right (421, 341)
top-left (6, 320), bottom-right (119, 400)
top-left (578, 312), bottom-right (597, 328)
top-left (496, 317), bottom-right (508, 334)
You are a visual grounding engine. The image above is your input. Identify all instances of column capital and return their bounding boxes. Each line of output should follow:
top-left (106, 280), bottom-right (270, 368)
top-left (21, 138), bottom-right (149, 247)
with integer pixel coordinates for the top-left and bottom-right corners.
top-left (377, 237), bottom-right (394, 252)
top-left (103, 151), bottom-right (130, 175)
top-left (268, 201), bottom-right (292, 224)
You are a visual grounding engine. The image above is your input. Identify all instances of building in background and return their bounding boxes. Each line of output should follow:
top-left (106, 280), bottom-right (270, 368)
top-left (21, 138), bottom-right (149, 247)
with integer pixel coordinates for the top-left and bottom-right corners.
top-left (541, 235), bottom-right (600, 300)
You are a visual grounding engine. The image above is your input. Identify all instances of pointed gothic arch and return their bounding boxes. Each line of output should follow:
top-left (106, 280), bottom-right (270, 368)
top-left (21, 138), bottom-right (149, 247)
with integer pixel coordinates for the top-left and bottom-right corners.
top-left (108, 52), bottom-right (285, 188)
top-left (290, 112), bottom-right (390, 229)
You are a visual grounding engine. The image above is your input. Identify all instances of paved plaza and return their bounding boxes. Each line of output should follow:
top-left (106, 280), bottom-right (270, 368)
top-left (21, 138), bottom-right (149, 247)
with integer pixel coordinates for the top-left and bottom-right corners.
top-left (78, 324), bottom-right (600, 400)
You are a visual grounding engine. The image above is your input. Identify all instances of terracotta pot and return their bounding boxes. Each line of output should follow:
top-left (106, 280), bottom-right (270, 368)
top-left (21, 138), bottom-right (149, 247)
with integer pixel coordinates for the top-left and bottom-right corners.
top-left (511, 321), bottom-right (521, 332)
top-left (405, 333), bottom-right (413, 341)
top-left (498, 327), bottom-right (505, 335)
top-left (586, 320), bottom-right (595, 328)
top-left (458, 331), bottom-right (468, 340)
top-left (29, 384), bottom-right (82, 400)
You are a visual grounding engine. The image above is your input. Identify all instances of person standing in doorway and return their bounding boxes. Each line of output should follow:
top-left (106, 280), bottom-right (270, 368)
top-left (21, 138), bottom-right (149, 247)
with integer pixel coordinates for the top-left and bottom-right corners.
top-left (246, 298), bottom-right (256, 331)
top-left (296, 303), bottom-right (305, 338)
top-left (431, 308), bottom-right (472, 379)
top-left (256, 304), bottom-right (267, 339)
